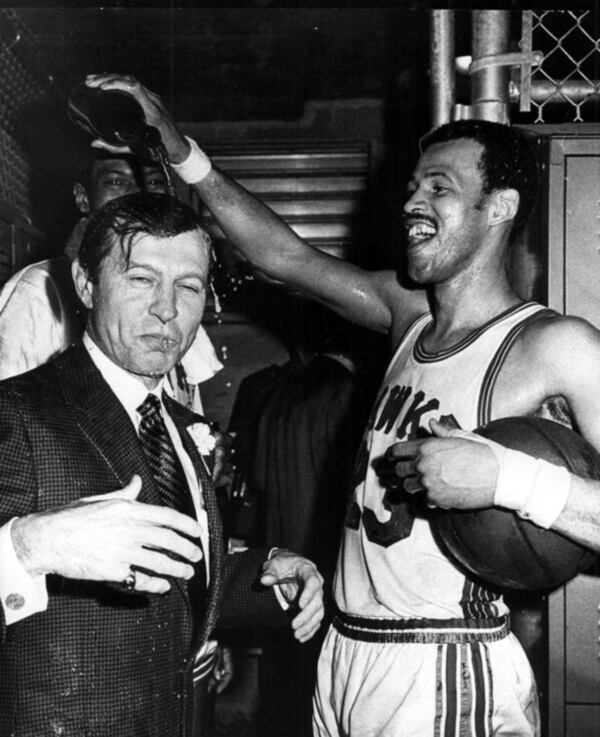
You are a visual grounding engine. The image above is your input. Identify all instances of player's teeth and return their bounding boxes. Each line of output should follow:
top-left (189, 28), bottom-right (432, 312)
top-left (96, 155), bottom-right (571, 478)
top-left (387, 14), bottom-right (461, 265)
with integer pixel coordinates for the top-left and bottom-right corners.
top-left (408, 223), bottom-right (436, 240)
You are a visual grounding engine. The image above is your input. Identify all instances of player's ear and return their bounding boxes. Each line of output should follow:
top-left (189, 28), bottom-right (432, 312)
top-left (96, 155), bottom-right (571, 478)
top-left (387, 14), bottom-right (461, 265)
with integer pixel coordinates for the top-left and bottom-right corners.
top-left (73, 182), bottom-right (91, 214)
top-left (488, 188), bottom-right (519, 227)
top-left (72, 258), bottom-right (94, 309)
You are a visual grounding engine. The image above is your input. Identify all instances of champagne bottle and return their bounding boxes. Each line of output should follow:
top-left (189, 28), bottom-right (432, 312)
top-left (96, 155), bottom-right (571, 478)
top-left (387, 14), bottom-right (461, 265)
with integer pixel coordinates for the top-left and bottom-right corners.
top-left (67, 83), bottom-right (174, 194)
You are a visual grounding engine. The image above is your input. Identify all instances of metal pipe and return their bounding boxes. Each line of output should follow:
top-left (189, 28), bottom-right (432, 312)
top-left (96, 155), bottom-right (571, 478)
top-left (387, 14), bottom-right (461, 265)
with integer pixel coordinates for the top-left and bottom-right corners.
top-left (429, 10), bottom-right (455, 128)
top-left (510, 78), bottom-right (600, 104)
top-left (471, 10), bottom-right (511, 123)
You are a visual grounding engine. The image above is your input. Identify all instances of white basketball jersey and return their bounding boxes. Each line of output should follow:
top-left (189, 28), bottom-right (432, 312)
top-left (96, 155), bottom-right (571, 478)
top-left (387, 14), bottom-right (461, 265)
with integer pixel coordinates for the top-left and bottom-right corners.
top-left (334, 301), bottom-right (549, 621)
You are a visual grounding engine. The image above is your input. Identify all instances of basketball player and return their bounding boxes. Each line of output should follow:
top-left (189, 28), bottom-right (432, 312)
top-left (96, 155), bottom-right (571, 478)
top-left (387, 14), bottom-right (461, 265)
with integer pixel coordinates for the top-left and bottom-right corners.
top-left (84, 73), bottom-right (600, 736)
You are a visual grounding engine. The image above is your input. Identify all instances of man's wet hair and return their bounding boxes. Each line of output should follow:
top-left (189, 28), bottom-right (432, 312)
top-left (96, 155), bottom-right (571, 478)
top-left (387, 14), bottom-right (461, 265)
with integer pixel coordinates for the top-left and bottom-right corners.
top-left (78, 192), bottom-right (207, 283)
top-left (420, 119), bottom-right (539, 234)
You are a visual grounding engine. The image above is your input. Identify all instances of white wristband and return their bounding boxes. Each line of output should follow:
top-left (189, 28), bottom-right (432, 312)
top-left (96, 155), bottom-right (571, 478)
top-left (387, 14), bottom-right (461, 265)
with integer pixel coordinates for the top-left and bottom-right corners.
top-left (170, 136), bottom-right (212, 184)
top-left (494, 447), bottom-right (571, 529)
top-left (494, 447), bottom-right (537, 511)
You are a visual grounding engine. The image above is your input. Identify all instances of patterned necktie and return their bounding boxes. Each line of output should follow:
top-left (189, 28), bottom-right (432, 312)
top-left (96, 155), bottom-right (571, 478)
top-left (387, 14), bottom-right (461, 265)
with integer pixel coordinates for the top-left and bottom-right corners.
top-left (137, 393), bottom-right (193, 515)
top-left (137, 393), bottom-right (206, 611)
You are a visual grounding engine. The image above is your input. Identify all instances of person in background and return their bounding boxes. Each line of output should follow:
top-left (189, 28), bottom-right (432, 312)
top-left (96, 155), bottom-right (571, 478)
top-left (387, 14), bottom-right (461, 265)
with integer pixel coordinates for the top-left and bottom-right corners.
top-left (246, 316), bottom-right (375, 736)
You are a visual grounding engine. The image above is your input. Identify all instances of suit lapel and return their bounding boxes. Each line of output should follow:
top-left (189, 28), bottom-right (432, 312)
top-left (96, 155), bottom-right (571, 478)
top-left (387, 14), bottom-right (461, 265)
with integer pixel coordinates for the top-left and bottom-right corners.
top-left (164, 395), bottom-right (213, 479)
top-left (56, 345), bottom-right (161, 506)
top-left (164, 395), bottom-right (225, 647)
top-left (57, 346), bottom-right (194, 609)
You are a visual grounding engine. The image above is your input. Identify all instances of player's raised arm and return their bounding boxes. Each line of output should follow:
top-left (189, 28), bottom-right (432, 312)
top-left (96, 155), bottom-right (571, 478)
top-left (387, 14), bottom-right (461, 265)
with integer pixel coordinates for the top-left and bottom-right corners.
top-left (189, 164), bottom-right (400, 332)
top-left (84, 73), bottom-right (428, 334)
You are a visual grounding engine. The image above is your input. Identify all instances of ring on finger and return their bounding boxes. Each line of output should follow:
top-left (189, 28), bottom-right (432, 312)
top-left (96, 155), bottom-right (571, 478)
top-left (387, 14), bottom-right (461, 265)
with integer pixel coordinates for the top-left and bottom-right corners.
top-left (123, 568), bottom-right (137, 591)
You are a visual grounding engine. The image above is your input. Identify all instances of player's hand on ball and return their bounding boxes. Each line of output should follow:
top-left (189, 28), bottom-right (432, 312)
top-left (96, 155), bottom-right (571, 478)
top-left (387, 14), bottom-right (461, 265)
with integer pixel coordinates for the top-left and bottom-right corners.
top-left (376, 441), bottom-right (425, 494)
top-left (381, 419), bottom-right (500, 509)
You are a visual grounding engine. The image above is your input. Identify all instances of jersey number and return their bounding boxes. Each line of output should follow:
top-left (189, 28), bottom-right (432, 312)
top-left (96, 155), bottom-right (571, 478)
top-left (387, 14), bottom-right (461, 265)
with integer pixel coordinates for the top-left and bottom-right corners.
top-left (347, 488), bottom-right (416, 548)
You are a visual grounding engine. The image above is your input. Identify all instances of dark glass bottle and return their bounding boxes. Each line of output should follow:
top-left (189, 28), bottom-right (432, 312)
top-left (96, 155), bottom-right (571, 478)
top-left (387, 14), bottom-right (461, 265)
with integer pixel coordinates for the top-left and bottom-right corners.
top-left (67, 83), bottom-right (174, 193)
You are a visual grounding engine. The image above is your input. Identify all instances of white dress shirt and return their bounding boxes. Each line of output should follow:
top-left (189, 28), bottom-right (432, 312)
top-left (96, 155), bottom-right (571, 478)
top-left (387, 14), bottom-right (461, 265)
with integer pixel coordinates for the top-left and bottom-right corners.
top-left (0, 333), bottom-right (211, 625)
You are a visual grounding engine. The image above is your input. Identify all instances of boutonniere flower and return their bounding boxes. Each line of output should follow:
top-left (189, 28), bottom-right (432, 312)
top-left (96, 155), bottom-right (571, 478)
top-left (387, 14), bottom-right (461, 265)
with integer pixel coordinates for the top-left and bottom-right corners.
top-left (187, 421), bottom-right (216, 455)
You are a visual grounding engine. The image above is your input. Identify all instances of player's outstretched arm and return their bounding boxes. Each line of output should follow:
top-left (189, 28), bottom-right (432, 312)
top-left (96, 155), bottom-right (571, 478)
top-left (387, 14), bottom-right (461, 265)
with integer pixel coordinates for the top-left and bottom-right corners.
top-left (84, 73), bottom-right (425, 334)
top-left (193, 165), bottom-right (403, 332)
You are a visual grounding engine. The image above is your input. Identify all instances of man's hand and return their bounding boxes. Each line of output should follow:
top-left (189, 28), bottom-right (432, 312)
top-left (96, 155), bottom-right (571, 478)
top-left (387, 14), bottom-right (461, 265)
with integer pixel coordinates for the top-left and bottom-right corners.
top-left (11, 475), bottom-right (203, 594)
top-left (379, 419), bottom-right (500, 510)
top-left (207, 645), bottom-right (234, 695)
top-left (84, 73), bottom-right (190, 163)
top-left (260, 549), bottom-right (324, 643)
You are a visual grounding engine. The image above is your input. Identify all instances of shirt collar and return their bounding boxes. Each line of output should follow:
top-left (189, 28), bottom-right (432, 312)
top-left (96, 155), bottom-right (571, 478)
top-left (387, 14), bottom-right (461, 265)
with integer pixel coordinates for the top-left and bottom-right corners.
top-left (83, 332), bottom-right (166, 425)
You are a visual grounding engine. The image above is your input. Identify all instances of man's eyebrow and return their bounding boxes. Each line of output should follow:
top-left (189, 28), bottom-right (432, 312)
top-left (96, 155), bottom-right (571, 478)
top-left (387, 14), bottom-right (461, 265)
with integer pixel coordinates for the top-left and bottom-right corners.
top-left (126, 261), bottom-right (207, 282)
top-left (176, 272), bottom-right (208, 284)
top-left (407, 169), bottom-right (453, 189)
top-left (97, 167), bottom-right (131, 177)
top-left (421, 169), bottom-right (454, 181)
top-left (126, 260), bottom-right (157, 270)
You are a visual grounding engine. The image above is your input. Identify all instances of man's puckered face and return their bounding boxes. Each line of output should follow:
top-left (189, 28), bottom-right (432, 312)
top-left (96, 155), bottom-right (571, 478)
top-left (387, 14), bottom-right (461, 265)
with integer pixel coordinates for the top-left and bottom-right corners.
top-left (82, 229), bottom-right (209, 387)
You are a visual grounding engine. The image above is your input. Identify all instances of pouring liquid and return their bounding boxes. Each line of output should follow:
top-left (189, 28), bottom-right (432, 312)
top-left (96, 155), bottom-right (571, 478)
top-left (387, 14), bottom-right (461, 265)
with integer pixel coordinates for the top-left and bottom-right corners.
top-left (147, 142), bottom-right (175, 196)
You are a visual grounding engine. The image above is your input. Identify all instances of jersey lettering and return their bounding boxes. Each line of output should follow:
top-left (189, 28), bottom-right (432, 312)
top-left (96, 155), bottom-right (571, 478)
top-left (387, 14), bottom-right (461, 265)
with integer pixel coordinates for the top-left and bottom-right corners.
top-left (348, 383), bottom-right (440, 546)
top-left (397, 391), bottom-right (440, 440)
top-left (374, 385), bottom-right (413, 434)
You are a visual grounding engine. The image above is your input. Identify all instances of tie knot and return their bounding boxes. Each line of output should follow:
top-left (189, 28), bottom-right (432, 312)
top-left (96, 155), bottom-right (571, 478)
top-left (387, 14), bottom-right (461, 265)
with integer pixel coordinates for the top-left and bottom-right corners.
top-left (137, 393), bottom-right (162, 422)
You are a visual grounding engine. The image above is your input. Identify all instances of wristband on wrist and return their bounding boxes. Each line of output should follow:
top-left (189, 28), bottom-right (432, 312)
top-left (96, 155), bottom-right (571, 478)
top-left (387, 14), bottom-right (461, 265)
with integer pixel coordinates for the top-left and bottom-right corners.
top-left (493, 447), bottom-right (571, 529)
top-left (170, 136), bottom-right (212, 184)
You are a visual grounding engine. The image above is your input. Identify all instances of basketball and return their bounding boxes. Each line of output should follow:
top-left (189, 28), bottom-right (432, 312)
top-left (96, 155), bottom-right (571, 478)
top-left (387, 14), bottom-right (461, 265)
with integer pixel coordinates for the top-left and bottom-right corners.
top-left (431, 416), bottom-right (598, 590)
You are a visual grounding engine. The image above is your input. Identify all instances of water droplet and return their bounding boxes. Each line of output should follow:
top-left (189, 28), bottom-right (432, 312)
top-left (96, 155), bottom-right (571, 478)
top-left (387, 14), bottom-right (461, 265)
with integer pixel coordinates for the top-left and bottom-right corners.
top-left (209, 279), bottom-right (222, 314)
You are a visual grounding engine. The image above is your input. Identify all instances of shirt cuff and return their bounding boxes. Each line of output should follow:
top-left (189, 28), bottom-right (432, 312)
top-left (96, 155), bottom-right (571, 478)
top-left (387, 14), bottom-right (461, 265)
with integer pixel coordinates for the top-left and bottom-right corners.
top-left (267, 547), bottom-right (290, 611)
top-left (0, 518), bottom-right (48, 625)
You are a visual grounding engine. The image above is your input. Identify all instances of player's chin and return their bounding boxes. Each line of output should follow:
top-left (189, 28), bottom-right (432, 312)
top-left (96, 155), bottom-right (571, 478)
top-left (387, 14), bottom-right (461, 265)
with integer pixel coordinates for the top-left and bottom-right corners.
top-left (406, 265), bottom-right (435, 286)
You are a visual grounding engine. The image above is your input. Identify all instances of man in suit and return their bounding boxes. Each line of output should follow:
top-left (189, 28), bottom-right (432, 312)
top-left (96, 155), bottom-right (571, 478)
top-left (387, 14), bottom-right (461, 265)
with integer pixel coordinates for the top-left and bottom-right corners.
top-left (0, 149), bottom-right (222, 412)
top-left (0, 192), bottom-right (324, 737)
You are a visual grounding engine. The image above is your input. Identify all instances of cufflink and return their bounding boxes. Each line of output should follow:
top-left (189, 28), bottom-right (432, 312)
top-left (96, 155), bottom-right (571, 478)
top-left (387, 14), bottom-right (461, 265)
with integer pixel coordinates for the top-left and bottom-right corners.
top-left (5, 593), bottom-right (25, 610)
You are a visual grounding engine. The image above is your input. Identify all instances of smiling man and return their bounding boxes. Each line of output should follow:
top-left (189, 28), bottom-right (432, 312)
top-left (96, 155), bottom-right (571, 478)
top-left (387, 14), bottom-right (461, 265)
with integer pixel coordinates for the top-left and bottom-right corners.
top-left (0, 192), bottom-right (324, 737)
top-left (79, 73), bottom-right (600, 737)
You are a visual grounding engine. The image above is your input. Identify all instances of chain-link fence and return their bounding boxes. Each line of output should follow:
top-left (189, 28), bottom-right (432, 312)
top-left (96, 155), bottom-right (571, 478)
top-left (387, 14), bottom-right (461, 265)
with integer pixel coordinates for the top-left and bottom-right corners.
top-left (518, 9), bottom-right (600, 123)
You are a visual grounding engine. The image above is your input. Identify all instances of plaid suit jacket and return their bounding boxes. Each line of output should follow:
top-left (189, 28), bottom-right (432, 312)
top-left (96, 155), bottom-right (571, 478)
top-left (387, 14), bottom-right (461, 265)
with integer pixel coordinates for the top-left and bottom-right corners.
top-left (0, 345), bottom-right (287, 737)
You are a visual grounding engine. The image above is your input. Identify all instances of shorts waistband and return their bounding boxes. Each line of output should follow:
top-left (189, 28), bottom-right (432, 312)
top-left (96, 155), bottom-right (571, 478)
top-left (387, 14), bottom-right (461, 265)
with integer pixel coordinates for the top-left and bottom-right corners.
top-left (332, 610), bottom-right (510, 644)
